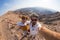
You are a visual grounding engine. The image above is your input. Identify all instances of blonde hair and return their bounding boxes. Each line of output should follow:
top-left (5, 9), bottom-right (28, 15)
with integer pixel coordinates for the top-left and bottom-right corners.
top-left (21, 15), bottom-right (29, 20)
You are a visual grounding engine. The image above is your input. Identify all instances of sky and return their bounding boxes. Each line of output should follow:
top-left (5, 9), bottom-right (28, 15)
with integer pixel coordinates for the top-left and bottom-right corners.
top-left (0, 0), bottom-right (60, 15)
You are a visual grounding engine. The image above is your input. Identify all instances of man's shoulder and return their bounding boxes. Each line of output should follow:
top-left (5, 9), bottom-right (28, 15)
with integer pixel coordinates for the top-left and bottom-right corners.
top-left (37, 22), bottom-right (42, 27)
top-left (37, 22), bottom-right (41, 25)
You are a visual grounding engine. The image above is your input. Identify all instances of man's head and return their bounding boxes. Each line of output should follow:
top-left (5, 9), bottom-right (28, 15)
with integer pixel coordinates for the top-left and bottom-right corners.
top-left (30, 14), bottom-right (39, 24)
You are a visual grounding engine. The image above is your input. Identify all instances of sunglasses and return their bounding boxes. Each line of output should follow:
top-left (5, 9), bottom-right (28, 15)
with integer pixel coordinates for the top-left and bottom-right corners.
top-left (31, 19), bottom-right (37, 21)
top-left (22, 18), bottom-right (26, 20)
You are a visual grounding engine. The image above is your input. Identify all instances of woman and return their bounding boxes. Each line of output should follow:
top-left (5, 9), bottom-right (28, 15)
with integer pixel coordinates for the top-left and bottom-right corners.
top-left (17, 15), bottom-right (30, 40)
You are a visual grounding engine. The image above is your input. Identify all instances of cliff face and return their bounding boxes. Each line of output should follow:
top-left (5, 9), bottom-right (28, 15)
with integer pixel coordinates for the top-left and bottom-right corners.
top-left (0, 11), bottom-right (21, 40)
top-left (0, 10), bottom-right (60, 40)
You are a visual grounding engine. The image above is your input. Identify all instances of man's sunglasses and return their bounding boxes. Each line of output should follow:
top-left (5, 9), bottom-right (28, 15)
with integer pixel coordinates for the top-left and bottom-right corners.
top-left (31, 19), bottom-right (37, 21)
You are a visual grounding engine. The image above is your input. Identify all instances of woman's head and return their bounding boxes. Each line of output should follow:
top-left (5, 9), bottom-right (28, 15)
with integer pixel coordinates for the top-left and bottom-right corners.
top-left (21, 15), bottom-right (29, 23)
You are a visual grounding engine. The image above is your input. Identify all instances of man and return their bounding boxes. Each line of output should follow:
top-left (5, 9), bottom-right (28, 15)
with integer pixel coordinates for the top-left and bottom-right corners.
top-left (27, 14), bottom-right (42, 40)
top-left (30, 14), bottom-right (41, 35)
top-left (29, 14), bottom-right (60, 40)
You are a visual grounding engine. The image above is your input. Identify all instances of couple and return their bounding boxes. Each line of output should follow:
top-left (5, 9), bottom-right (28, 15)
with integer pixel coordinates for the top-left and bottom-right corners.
top-left (17, 14), bottom-right (60, 40)
top-left (17, 14), bottom-right (42, 40)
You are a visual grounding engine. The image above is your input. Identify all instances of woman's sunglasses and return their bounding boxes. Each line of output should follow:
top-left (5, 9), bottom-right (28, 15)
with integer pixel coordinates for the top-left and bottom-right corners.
top-left (22, 17), bottom-right (26, 20)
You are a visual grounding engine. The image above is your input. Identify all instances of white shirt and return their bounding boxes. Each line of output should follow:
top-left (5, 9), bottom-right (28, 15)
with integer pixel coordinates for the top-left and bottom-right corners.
top-left (17, 21), bottom-right (42, 35)
top-left (17, 21), bottom-right (30, 26)
top-left (29, 22), bottom-right (42, 35)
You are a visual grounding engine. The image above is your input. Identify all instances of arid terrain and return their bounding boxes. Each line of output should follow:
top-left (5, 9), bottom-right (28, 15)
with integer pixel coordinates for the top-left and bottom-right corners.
top-left (0, 7), bottom-right (60, 40)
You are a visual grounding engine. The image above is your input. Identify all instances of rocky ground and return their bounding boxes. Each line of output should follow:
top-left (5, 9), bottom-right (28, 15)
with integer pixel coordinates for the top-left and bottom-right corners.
top-left (0, 11), bottom-right (60, 40)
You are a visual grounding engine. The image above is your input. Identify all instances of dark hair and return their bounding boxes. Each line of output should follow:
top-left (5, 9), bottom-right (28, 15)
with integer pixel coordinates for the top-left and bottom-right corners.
top-left (30, 14), bottom-right (39, 19)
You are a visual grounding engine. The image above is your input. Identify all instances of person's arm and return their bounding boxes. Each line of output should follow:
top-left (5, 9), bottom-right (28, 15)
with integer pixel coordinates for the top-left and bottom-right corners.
top-left (40, 27), bottom-right (60, 40)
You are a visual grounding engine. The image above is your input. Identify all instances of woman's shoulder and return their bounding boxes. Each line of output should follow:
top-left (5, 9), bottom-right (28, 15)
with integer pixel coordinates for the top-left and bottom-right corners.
top-left (26, 20), bottom-right (31, 24)
top-left (17, 21), bottom-right (23, 26)
top-left (17, 22), bottom-right (22, 24)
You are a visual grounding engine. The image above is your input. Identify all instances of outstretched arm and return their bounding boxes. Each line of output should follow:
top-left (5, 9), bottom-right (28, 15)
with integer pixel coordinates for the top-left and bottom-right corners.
top-left (40, 27), bottom-right (60, 40)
